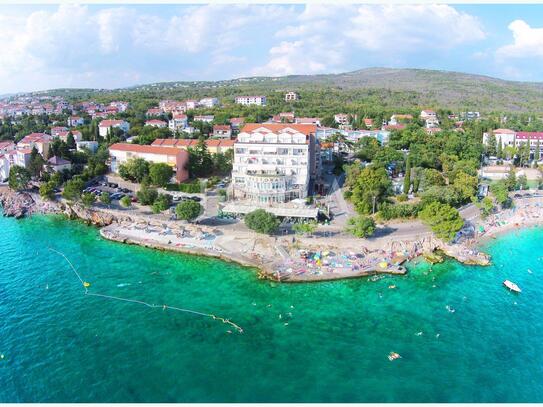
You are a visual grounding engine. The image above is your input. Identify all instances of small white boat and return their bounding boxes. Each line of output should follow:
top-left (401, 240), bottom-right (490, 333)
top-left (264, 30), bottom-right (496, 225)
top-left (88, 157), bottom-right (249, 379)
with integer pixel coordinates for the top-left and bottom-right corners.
top-left (503, 280), bottom-right (521, 293)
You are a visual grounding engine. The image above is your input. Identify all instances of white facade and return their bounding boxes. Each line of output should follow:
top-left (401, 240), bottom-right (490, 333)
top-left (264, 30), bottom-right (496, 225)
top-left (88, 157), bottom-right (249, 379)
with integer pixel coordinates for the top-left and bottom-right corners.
top-left (425, 118), bottom-right (440, 128)
top-left (185, 100), bottom-right (199, 110)
top-left (193, 115), bottom-right (214, 123)
top-left (284, 92), bottom-right (299, 101)
top-left (68, 116), bottom-right (84, 127)
top-left (482, 129), bottom-right (516, 150)
top-left (98, 120), bottom-right (130, 137)
top-left (420, 110), bottom-right (437, 120)
top-left (199, 97), bottom-right (219, 108)
top-left (169, 114), bottom-right (188, 132)
top-left (234, 96), bottom-right (267, 106)
top-left (76, 141), bottom-right (99, 153)
top-left (232, 125), bottom-right (317, 204)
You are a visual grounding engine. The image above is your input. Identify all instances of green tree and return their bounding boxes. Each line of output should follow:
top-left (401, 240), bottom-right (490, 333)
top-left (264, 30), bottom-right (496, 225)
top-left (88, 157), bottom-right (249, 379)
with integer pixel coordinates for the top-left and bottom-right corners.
top-left (490, 180), bottom-right (511, 208)
top-left (292, 221), bottom-right (317, 236)
top-left (8, 166), bottom-right (31, 191)
top-left (100, 191), bottom-right (111, 205)
top-left (350, 166), bottom-right (392, 214)
top-left (478, 196), bottom-right (494, 218)
top-left (39, 181), bottom-right (55, 200)
top-left (452, 171), bottom-right (479, 203)
top-left (346, 215), bottom-right (376, 238)
top-left (187, 137), bottom-right (213, 178)
top-left (66, 132), bottom-right (76, 149)
top-left (486, 132), bottom-right (497, 156)
top-left (403, 155), bottom-right (411, 194)
top-left (120, 195), bottom-right (132, 207)
top-left (151, 193), bottom-right (172, 213)
top-left (419, 201), bottom-right (464, 241)
top-left (536, 140), bottom-right (541, 162)
top-left (505, 168), bottom-right (517, 191)
top-left (136, 184), bottom-right (158, 205)
top-left (244, 209), bottom-right (280, 234)
top-left (517, 174), bottom-right (528, 190)
top-left (496, 138), bottom-right (503, 159)
top-left (175, 200), bottom-right (203, 222)
top-left (149, 163), bottom-right (173, 187)
top-left (62, 178), bottom-right (85, 201)
top-left (28, 146), bottom-right (45, 178)
top-left (118, 158), bottom-right (150, 183)
top-left (81, 192), bottom-right (96, 207)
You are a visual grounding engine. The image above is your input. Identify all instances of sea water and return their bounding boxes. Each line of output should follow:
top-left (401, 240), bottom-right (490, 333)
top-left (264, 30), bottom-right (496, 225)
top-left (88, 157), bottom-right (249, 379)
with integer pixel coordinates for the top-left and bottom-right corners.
top-left (1, 213), bottom-right (542, 402)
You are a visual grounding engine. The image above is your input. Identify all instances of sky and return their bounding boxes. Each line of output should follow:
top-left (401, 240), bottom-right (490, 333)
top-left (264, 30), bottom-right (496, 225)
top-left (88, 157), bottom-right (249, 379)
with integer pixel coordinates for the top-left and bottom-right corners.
top-left (1, 3), bottom-right (543, 93)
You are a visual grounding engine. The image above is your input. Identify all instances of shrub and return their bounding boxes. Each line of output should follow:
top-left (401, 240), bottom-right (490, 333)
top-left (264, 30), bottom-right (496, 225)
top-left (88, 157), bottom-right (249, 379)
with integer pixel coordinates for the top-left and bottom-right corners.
top-left (149, 163), bottom-right (173, 187)
top-left (81, 192), bottom-right (96, 207)
top-left (120, 196), bottom-right (132, 207)
top-left (100, 192), bottom-right (111, 205)
top-left (244, 209), bottom-right (280, 234)
top-left (346, 216), bottom-right (376, 238)
top-left (175, 200), bottom-right (202, 221)
top-left (152, 194), bottom-right (172, 213)
top-left (419, 201), bottom-right (464, 241)
top-left (137, 185), bottom-right (158, 205)
top-left (39, 182), bottom-right (55, 200)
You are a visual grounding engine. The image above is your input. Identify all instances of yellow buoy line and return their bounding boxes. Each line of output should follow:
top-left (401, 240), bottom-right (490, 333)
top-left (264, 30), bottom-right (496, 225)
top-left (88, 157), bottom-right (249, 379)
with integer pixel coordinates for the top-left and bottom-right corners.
top-left (48, 248), bottom-right (243, 334)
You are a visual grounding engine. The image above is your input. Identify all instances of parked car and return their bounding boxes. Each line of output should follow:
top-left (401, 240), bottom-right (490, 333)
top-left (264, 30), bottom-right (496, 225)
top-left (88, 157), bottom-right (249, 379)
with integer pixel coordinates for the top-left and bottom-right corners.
top-left (188, 196), bottom-right (202, 202)
top-left (122, 188), bottom-right (130, 193)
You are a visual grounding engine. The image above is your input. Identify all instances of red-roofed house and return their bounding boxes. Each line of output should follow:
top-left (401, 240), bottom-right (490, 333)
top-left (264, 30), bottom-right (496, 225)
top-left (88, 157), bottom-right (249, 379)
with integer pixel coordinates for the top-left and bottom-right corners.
top-left (146, 108), bottom-right (162, 117)
top-left (51, 126), bottom-right (68, 136)
top-left (109, 143), bottom-right (189, 183)
top-left (18, 133), bottom-right (52, 156)
top-left (229, 117), bottom-right (245, 130)
top-left (212, 125), bottom-right (232, 139)
top-left (57, 130), bottom-right (83, 143)
top-left (67, 116), bottom-right (84, 127)
top-left (151, 138), bottom-right (234, 154)
top-left (295, 117), bottom-right (321, 126)
top-left (168, 114), bottom-right (188, 132)
top-left (145, 119), bottom-right (168, 128)
top-left (271, 112), bottom-right (295, 124)
top-left (98, 120), bottom-right (130, 137)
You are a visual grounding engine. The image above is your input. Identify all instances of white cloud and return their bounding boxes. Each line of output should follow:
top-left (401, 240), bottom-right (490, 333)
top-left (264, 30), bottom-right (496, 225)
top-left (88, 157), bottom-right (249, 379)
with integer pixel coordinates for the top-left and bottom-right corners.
top-left (0, 4), bottom-right (293, 93)
top-left (253, 4), bottom-right (486, 77)
top-left (497, 20), bottom-right (543, 59)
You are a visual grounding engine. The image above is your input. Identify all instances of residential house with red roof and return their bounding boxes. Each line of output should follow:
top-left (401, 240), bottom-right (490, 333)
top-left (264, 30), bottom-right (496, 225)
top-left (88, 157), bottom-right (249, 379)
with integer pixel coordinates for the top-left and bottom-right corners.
top-left (212, 124), bottom-right (232, 139)
top-left (98, 119), bottom-right (130, 137)
top-left (109, 143), bottom-right (189, 183)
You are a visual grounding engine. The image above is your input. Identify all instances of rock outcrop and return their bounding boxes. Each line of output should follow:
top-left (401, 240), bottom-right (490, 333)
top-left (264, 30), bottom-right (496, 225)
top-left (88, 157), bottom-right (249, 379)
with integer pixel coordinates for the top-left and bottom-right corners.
top-left (0, 189), bottom-right (37, 218)
top-left (60, 202), bottom-right (116, 227)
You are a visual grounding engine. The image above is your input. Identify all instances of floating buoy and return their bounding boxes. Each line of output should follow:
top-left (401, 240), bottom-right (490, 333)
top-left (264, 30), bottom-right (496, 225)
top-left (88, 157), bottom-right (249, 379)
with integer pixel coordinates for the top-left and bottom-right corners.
top-left (83, 282), bottom-right (91, 288)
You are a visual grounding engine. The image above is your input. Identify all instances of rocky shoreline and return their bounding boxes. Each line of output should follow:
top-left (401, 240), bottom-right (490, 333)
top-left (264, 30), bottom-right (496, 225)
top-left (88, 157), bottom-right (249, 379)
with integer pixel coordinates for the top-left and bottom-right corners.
top-left (0, 186), bottom-right (491, 282)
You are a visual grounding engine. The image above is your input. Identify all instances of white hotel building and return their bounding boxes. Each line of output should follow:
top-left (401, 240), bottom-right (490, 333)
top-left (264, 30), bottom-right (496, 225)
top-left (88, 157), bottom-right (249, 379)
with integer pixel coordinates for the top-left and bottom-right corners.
top-left (234, 95), bottom-right (267, 106)
top-left (232, 124), bottom-right (320, 204)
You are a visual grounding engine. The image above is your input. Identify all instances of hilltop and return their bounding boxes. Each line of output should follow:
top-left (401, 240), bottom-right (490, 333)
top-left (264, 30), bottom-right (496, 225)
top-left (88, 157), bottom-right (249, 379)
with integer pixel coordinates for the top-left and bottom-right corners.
top-left (15, 68), bottom-right (543, 113)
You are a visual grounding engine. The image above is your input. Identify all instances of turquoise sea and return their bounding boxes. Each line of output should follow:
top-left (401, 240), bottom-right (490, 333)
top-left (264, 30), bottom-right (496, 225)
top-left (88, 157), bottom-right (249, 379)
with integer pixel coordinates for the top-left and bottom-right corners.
top-left (1, 212), bottom-right (543, 402)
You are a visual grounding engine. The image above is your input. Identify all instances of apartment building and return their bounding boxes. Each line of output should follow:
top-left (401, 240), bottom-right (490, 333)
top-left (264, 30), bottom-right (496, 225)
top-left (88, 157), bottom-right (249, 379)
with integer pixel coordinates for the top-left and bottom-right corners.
top-left (234, 96), bottom-right (267, 106)
top-left (98, 120), bottom-right (130, 137)
top-left (109, 143), bottom-right (189, 183)
top-left (231, 123), bottom-right (320, 204)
